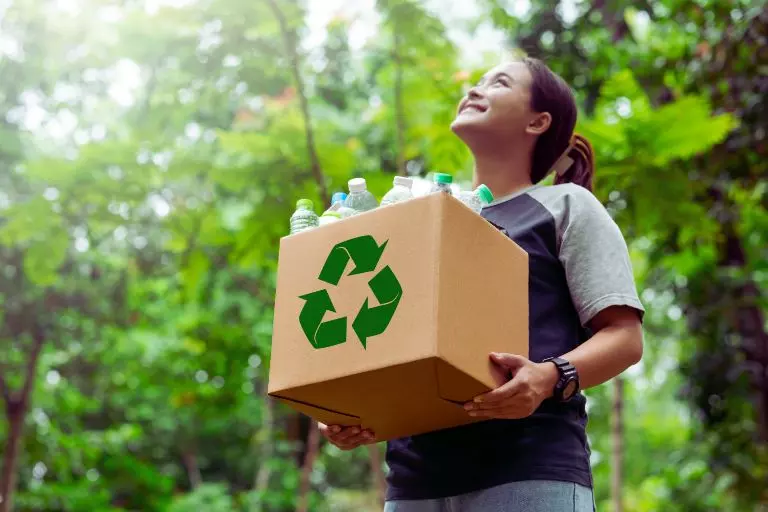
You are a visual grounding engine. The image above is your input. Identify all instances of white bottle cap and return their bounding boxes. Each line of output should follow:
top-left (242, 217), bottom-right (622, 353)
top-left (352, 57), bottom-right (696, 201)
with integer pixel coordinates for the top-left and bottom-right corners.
top-left (348, 177), bottom-right (367, 193)
top-left (393, 176), bottom-right (413, 189)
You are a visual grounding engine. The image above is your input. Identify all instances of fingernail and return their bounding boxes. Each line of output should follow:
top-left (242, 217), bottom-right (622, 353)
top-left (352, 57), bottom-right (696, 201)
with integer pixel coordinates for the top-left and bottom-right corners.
top-left (350, 428), bottom-right (359, 434)
top-left (330, 426), bottom-right (340, 433)
top-left (463, 403), bottom-right (474, 411)
top-left (364, 431), bottom-right (373, 439)
top-left (474, 396), bottom-right (484, 403)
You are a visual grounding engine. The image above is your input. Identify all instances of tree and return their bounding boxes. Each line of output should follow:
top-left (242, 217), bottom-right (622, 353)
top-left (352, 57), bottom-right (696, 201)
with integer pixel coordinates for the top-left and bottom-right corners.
top-left (1, 0), bottom-right (765, 510)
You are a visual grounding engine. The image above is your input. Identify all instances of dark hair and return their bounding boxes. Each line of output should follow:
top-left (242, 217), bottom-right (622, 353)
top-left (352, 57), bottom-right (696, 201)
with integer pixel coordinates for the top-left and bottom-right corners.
top-left (523, 57), bottom-right (595, 192)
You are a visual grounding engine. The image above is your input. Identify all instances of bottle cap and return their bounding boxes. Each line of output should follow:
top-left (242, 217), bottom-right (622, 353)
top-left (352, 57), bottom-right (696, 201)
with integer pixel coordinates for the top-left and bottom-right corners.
top-left (433, 173), bottom-right (453, 184)
top-left (476, 184), bottom-right (494, 204)
top-left (331, 192), bottom-right (347, 204)
top-left (348, 177), bottom-right (368, 193)
top-left (296, 199), bottom-right (313, 210)
top-left (322, 211), bottom-right (341, 218)
top-left (393, 176), bottom-right (413, 188)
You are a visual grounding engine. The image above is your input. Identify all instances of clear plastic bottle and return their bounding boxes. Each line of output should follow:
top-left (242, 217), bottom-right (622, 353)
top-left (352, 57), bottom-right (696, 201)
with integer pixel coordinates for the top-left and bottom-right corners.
top-left (330, 191), bottom-right (347, 207)
top-left (458, 184), bottom-right (494, 214)
top-left (430, 173), bottom-right (454, 195)
top-left (380, 176), bottom-right (414, 206)
top-left (289, 199), bottom-right (319, 235)
top-left (343, 178), bottom-right (379, 212)
top-left (327, 191), bottom-right (357, 218)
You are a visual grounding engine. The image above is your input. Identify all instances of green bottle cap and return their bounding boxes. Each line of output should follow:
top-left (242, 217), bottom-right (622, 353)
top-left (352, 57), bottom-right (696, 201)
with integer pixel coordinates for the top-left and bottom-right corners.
top-left (434, 173), bottom-right (453, 184)
top-left (297, 199), bottom-right (313, 210)
top-left (476, 184), bottom-right (494, 204)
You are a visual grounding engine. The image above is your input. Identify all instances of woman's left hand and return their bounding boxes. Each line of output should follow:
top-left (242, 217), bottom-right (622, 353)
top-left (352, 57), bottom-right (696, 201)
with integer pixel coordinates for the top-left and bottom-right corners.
top-left (463, 352), bottom-right (559, 420)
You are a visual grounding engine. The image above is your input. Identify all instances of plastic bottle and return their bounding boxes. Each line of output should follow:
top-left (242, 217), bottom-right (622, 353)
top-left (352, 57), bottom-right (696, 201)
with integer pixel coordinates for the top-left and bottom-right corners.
top-left (330, 192), bottom-right (347, 207)
top-left (458, 184), bottom-right (494, 214)
top-left (343, 178), bottom-right (379, 212)
top-left (430, 173), bottom-right (454, 195)
top-left (319, 210), bottom-right (342, 226)
top-left (289, 199), bottom-right (319, 235)
top-left (327, 192), bottom-right (357, 218)
top-left (380, 176), bottom-right (414, 206)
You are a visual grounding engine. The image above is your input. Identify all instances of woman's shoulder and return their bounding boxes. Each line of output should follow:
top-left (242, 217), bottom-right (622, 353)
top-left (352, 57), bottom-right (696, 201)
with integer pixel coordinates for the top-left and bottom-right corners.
top-left (527, 183), bottom-right (609, 228)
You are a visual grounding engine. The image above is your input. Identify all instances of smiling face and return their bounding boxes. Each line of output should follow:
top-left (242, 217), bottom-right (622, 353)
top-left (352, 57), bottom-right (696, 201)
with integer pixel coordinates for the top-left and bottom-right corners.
top-left (450, 61), bottom-right (552, 149)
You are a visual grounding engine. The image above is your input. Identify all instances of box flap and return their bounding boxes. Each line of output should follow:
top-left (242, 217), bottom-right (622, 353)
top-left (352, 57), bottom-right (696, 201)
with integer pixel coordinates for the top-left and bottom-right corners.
top-left (269, 393), bottom-right (361, 427)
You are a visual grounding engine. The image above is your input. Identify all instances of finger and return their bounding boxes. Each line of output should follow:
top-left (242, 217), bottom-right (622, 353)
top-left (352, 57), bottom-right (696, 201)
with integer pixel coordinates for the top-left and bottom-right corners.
top-left (473, 374), bottom-right (527, 404)
top-left (338, 430), bottom-right (375, 449)
top-left (334, 426), bottom-right (362, 442)
top-left (318, 423), bottom-right (340, 438)
top-left (468, 395), bottom-right (528, 411)
top-left (490, 352), bottom-right (529, 373)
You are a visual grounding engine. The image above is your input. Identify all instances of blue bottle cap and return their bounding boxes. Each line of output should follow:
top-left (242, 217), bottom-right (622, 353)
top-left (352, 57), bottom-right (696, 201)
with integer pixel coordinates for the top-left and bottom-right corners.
top-left (331, 192), bottom-right (347, 204)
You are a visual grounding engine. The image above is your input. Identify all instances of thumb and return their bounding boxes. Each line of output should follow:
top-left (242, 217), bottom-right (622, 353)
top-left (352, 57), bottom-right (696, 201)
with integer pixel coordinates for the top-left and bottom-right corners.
top-left (490, 352), bottom-right (529, 370)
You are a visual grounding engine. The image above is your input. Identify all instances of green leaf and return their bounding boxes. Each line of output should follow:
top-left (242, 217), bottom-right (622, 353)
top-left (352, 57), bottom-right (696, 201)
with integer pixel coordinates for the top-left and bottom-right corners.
top-left (643, 96), bottom-right (738, 163)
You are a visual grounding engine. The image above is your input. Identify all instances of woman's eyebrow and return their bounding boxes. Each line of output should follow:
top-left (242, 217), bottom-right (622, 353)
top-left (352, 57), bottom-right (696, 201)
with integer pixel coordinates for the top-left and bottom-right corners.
top-left (478, 71), bottom-right (514, 84)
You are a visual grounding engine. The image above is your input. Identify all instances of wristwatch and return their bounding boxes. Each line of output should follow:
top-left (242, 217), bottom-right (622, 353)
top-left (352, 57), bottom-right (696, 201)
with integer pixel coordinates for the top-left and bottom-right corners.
top-left (542, 356), bottom-right (580, 402)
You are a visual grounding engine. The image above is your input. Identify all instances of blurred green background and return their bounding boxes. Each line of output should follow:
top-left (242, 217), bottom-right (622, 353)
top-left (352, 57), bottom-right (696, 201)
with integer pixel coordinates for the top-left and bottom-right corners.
top-left (0, 0), bottom-right (766, 510)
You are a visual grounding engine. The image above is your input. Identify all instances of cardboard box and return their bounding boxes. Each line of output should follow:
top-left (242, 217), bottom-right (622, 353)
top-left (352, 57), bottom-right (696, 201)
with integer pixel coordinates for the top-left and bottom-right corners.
top-left (267, 193), bottom-right (528, 441)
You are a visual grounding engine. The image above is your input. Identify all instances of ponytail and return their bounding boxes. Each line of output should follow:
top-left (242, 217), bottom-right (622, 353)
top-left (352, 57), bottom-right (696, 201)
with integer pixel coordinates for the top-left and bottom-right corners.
top-left (552, 134), bottom-right (595, 192)
top-left (522, 57), bottom-right (596, 192)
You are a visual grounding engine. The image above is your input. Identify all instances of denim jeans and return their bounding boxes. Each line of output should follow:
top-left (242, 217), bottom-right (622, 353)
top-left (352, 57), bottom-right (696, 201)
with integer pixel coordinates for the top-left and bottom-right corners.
top-left (383, 480), bottom-right (595, 512)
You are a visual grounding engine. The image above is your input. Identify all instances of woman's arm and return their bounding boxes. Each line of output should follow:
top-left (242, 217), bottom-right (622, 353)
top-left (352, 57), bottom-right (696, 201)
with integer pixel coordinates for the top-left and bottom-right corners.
top-left (559, 305), bottom-right (643, 390)
top-left (464, 305), bottom-right (642, 419)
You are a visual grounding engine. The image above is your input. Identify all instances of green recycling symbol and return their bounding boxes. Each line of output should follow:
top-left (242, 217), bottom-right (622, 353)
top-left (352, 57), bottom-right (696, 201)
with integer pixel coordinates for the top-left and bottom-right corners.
top-left (299, 235), bottom-right (402, 350)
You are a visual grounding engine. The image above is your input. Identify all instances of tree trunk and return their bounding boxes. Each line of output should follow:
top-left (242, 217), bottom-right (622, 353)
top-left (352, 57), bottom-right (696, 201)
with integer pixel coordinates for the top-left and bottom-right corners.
top-left (266, 0), bottom-right (329, 206)
top-left (254, 397), bottom-right (275, 493)
top-left (0, 405), bottom-right (25, 512)
top-left (0, 333), bottom-right (44, 512)
top-left (296, 422), bottom-right (320, 512)
top-left (611, 377), bottom-right (624, 512)
top-left (181, 451), bottom-right (202, 490)
top-left (368, 444), bottom-right (386, 506)
top-left (710, 186), bottom-right (768, 441)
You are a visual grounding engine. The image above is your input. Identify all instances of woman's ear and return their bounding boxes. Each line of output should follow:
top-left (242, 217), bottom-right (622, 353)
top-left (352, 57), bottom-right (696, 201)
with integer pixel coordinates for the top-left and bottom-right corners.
top-left (525, 112), bottom-right (551, 136)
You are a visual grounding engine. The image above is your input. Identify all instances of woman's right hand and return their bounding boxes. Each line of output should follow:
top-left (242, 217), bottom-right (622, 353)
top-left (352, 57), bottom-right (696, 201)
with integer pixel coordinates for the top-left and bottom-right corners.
top-left (318, 422), bottom-right (376, 450)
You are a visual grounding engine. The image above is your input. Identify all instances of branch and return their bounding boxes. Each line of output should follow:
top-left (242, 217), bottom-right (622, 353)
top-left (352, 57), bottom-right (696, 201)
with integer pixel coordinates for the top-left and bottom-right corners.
top-left (266, 0), bottom-right (329, 206)
top-left (19, 325), bottom-right (46, 410)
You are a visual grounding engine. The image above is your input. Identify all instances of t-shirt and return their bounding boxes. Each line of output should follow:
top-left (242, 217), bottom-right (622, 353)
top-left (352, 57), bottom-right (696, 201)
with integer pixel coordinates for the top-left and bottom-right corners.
top-left (385, 183), bottom-right (645, 501)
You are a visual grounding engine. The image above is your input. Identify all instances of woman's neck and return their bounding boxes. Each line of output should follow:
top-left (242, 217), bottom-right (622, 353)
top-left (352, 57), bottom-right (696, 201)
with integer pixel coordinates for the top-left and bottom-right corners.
top-left (471, 147), bottom-right (534, 200)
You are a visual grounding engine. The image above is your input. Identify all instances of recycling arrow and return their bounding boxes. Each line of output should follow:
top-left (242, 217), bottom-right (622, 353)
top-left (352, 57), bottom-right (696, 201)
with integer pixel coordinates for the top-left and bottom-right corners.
top-left (352, 265), bottom-right (402, 348)
top-left (298, 289), bottom-right (347, 349)
top-left (318, 235), bottom-right (388, 286)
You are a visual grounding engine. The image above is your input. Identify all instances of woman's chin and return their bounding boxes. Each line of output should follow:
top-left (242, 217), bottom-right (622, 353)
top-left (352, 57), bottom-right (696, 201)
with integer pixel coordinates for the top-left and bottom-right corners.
top-left (450, 116), bottom-right (485, 137)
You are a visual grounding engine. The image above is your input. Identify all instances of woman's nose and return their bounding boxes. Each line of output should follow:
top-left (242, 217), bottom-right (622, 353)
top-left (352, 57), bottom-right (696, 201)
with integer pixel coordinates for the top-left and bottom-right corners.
top-left (467, 85), bottom-right (483, 100)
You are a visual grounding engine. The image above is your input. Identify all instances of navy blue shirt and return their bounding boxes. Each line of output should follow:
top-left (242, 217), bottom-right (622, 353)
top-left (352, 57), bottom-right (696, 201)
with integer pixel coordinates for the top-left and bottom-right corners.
top-left (385, 184), bottom-right (645, 500)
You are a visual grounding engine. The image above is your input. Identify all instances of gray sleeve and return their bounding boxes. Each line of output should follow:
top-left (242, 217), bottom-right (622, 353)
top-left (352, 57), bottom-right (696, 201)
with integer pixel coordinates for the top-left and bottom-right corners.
top-left (537, 184), bottom-right (645, 327)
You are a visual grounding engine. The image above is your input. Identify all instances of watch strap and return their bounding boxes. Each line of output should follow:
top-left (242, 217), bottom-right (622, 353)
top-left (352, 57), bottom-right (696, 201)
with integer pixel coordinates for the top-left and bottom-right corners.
top-left (542, 356), bottom-right (579, 401)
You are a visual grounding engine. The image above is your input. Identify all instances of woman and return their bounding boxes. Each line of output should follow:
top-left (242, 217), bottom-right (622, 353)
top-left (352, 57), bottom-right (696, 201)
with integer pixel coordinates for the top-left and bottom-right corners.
top-left (319, 58), bottom-right (645, 511)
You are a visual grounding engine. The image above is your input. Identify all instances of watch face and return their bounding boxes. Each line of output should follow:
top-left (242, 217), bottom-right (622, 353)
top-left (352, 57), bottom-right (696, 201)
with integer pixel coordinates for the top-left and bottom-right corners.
top-left (563, 380), bottom-right (578, 400)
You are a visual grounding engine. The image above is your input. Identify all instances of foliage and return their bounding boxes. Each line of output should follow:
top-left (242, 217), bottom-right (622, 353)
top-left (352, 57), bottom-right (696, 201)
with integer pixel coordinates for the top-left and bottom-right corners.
top-left (0, 0), bottom-right (765, 510)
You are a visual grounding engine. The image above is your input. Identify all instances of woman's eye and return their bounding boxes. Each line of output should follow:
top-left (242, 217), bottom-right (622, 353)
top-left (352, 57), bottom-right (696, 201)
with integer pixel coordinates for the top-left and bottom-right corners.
top-left (495, 77), bottom-right (509, 87)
